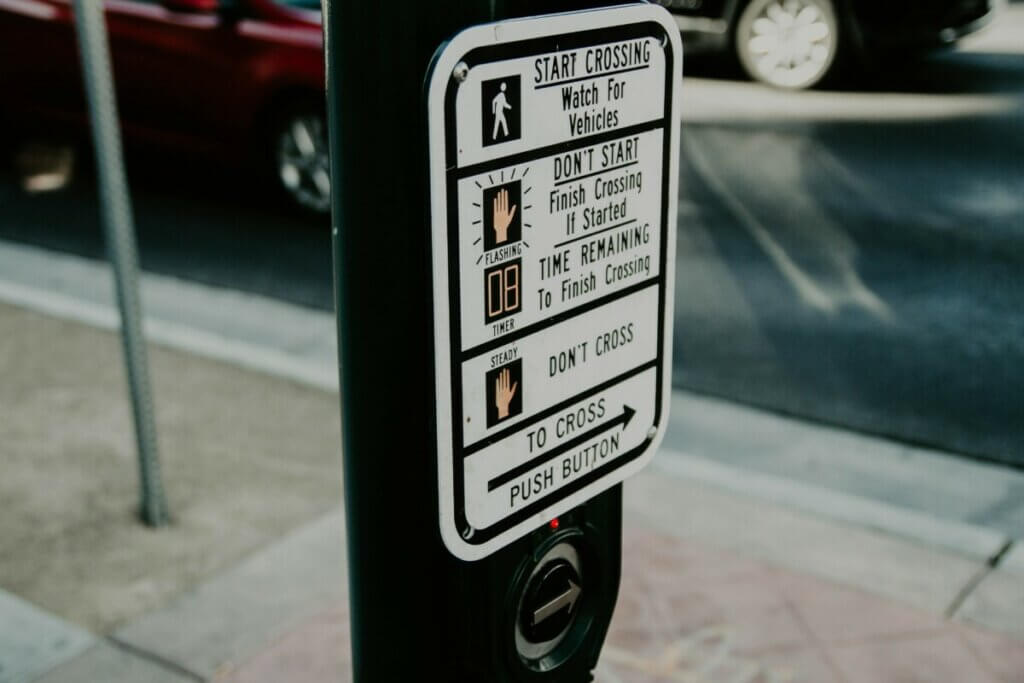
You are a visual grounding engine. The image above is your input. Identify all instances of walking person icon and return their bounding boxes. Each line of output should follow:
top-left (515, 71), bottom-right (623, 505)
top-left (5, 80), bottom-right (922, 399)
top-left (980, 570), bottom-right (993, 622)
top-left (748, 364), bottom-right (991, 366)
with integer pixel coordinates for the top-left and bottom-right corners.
top-left (491, 83), bottom-right (511, 141)
top-left (481, 76), bottom-right (520, 146)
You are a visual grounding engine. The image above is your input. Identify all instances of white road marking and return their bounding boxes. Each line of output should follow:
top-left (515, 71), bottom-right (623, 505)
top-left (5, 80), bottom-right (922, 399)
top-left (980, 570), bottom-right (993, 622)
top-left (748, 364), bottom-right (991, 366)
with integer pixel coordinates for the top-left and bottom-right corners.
top-left (682, 129), bottom-right (838, 314)
top-left (682, 79), bottom-right (1020, 126)
top-left (683, 128), bottom-right (894, 322)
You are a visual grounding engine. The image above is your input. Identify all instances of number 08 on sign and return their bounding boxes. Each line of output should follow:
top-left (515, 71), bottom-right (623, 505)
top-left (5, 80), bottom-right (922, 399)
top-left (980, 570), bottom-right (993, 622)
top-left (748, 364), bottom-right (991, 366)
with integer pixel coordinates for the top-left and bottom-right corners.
top-left (428, 4), bottom-right (682, 560)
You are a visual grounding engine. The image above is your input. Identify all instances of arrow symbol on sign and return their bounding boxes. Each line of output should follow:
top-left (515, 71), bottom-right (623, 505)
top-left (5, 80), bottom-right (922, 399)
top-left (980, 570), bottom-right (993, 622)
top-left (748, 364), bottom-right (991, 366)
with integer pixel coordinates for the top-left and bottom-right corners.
top-left (533, 578), bottom-right (582, 627)
top-left (488, 405), bottom-right (636, 492)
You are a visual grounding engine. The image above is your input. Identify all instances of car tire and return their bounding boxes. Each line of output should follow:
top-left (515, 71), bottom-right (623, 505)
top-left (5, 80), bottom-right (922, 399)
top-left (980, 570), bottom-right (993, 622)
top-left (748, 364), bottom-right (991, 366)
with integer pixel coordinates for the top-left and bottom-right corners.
top-left (272, 105), bottom-right (331, 215)
top-left (734, 0), bottom-right (840, 89)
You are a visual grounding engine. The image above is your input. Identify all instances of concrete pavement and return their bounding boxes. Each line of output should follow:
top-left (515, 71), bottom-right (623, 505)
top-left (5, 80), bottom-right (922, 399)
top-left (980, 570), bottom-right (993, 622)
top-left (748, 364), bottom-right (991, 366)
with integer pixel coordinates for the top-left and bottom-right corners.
top-left (0, 262), bottom-right (1023, 681)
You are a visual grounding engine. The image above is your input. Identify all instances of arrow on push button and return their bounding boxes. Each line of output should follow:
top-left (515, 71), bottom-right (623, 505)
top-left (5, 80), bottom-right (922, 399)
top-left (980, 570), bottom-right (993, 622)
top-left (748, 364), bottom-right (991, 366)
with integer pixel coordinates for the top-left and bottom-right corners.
top-left (533, 577), bottom-right (582, 627)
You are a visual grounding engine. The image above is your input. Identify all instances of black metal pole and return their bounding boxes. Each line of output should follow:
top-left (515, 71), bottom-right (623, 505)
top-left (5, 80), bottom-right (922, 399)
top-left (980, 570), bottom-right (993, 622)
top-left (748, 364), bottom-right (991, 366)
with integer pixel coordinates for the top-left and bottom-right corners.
top-left (326, 2), bottom-right (630, 680)
top-left (325, 2), bottom-right (492, 679)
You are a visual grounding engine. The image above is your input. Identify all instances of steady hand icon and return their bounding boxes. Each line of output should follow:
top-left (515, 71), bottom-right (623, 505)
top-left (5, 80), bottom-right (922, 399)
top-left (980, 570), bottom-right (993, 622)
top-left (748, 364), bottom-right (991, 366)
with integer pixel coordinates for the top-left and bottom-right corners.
top-left (495, 367), bottom-right (518, 419)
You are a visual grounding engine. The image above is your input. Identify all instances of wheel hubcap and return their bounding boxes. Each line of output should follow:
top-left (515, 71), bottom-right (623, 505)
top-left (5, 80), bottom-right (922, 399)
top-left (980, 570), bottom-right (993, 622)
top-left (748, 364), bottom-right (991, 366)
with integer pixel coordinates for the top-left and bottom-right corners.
top-left (278, 115), bottom-right (331, 213)
top-left (746, 0), bottom-right (833, 88)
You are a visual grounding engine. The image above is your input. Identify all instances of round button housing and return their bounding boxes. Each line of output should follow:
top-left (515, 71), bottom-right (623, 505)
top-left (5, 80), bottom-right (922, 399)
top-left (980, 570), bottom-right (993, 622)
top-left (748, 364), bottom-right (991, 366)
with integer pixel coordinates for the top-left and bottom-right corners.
top-left (514, 542), bottom-right (583, 661)
top-left (520, 559), bottom-right (582, 643)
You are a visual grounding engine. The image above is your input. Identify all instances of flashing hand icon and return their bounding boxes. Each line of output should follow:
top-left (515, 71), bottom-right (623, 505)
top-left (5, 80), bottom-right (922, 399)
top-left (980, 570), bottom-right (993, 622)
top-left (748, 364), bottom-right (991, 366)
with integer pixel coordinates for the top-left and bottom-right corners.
top-left (495, 367), bottom-right (518, 420)
top-left (492, 188), bottom-right (517, 244)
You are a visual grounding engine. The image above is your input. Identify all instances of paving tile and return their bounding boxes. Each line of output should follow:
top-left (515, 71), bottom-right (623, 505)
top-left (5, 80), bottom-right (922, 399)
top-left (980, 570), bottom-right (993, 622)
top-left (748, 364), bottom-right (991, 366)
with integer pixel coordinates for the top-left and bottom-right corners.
top-left (32, 643), bottom-right (192, 683)
top-left (217, 607), bottom-right (350, 683)
top-left (608, 525), bottom-right (821, 681)
top-left (614, 527), bottom-right (772, 647)
top-left (829, 632), bottom-right (999, 683)
top-left (699, 571), bottom-right (791, 613)
top-left (770, 569), bottom-right (947, 645)
top-left (727, 602), bottom-right (813, 656)
top-left (755, 647), bottom-right (847, 683)
top-left (635, 573), bottom-right (810, 655)
top-left (625, 472), bottom-right (984, 615)
top-left (607, 520), bottom-right (1018, 683)
top-left (609, 587), bottom-right (723, 654)
top-left (601, 629), bottom-right (798, 683)
top-left (957, 625), bottom-right (1024, 683)
top-left (956, 567), bottom-right (1024, 639)
top-left (0, 590), bottom-right (94, 683)
top-left (115, 510), bottom-right (346, 680)
top-left (621, 521), bottom-right (767, 585)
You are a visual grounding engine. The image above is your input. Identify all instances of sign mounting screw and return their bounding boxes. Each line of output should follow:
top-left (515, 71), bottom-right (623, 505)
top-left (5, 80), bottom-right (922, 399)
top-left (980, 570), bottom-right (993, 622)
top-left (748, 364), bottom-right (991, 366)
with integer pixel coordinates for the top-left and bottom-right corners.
top-left (453, 61), bottom-right (469, 83)
top-left (647, 426), bottom-right (658, 439)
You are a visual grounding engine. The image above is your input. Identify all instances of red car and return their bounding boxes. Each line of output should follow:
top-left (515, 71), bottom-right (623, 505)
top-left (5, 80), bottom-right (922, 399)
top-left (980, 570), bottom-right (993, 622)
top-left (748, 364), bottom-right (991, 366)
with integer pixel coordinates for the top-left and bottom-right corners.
top-left (0, 0), bottom-right (329, 213)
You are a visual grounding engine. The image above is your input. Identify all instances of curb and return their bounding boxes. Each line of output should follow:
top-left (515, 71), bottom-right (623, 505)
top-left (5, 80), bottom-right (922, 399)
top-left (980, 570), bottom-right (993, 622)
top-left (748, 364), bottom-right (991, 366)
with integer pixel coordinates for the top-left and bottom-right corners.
top-left (652, 449), bottom-right (1010, 563)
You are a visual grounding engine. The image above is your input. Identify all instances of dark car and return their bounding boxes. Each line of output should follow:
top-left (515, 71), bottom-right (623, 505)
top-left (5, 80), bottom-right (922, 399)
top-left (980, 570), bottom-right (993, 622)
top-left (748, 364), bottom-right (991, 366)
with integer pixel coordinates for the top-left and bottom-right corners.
top-left (0, 0), bottom-right (328, 213)
top-left (658, 0), bottom-right (999, 88)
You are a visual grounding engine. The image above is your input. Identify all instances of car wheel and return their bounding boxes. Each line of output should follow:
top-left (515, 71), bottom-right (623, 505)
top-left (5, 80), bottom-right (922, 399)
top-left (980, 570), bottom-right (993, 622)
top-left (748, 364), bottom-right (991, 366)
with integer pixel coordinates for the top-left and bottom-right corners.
top-left (735, 0), bottom-right (839, 89)
top-left (274, 108), bottom-right (331, 215)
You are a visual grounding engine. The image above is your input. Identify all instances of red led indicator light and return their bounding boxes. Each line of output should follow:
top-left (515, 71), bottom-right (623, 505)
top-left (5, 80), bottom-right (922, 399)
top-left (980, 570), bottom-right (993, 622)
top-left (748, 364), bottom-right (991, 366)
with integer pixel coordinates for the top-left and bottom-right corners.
top-left (549, 518), bottom-right (559, 530)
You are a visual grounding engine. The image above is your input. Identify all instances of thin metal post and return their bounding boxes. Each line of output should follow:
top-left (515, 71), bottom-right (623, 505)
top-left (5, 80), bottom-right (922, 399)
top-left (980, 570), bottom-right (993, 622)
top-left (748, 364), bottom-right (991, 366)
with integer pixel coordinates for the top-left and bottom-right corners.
top-left (72, 0), bottom-right (168, 527)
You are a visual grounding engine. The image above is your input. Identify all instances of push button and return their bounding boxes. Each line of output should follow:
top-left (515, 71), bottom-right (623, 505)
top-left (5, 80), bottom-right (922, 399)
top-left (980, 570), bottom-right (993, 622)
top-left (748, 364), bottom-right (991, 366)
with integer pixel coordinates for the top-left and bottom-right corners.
top-left (520, 558), bottom-right (582, 643)
top-left (515, 542), bottom-right (584, 661)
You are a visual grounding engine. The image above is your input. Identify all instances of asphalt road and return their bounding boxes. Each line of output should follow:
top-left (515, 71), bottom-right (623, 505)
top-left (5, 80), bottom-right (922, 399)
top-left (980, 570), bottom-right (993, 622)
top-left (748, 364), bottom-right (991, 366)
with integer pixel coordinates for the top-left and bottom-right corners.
top-left (0, 8), bottom-right (1021, 465)
top-left (0, 146), bottom-right (334, 310)
top-left (675, 11), bottom-right (1024, 466)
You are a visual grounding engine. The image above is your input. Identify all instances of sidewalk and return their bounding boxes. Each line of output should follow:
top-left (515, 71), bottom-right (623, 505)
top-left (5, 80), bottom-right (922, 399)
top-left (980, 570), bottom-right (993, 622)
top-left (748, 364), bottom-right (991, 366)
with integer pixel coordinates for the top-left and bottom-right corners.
top-left (1, 283), bottom-right (1023, 681)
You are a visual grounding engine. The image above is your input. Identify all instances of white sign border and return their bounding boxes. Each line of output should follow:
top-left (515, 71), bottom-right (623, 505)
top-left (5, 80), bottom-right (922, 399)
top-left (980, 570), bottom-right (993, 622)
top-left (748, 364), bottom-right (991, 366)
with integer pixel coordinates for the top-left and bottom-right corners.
top-left (428, 3), bottom-right (683, 561)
